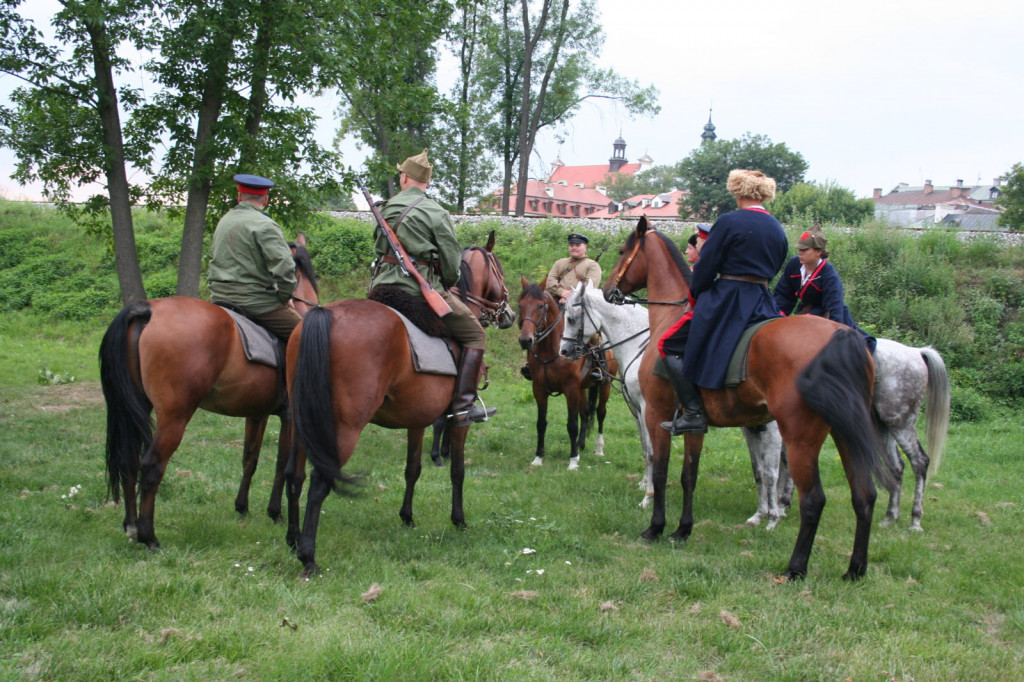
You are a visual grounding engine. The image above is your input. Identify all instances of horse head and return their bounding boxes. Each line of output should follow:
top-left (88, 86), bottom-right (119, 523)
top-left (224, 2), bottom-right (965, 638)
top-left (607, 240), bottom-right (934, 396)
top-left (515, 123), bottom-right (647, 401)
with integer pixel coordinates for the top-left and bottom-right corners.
top-left (517, 274), bottom-right (557, 351)
top-left (455, 231), bottom-right (515, 329)
top-left (604, 216), bottom-right (651, 303)
top-left (560, 280), bottom-right (599, 360)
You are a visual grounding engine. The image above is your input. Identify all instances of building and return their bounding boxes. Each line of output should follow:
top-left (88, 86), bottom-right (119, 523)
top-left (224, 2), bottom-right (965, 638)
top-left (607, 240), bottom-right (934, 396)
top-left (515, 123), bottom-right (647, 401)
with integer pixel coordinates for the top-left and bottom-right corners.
top-left (872, 179), bottom-right (1004, 229)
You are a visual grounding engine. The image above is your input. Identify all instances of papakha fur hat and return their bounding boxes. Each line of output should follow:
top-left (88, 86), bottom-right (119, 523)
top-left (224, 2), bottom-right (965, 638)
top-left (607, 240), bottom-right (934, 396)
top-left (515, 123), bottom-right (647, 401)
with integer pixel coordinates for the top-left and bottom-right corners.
top-left (726, 169), bottom-right (776, 202)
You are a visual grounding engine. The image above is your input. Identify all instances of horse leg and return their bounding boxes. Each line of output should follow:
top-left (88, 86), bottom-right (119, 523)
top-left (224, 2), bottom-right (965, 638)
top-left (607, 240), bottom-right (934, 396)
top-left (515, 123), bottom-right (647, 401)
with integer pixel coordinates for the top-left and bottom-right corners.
top-left (743, 424), bottom-right (784, 529)
top-left (448, 424), bottom-right (470, 528)
top-left (235, 416), bottom-right (268, 516)
top-left (777, 441), bottom-right (793, 512)
top-left (878, 429), bottom-right (903, 527)
top-left (297, 467), bottom-right (333, 578)
top-left (837, 439), bottom-right (878, 581)
top-left (637, 406), bottom-right (655, 509)
top-left (428, 416), bottom-right (449, 468)
top-left (567, 390), bottom-right (584, 471)
top-left (779, 434), bottom-right (828, 580)
top-left (284, 447), bottom-right (306, 552)
top-left (641, 409), bottom-right (672, 541)
top-left (530, 389), bottom-right (549, 467)
top-left (892, 426), bottom-right (930, 532)
top-left (121, 466), bottom-right (139, 540)
top-left (400, 428), bottom-right (425, 527)
top-left (136, 411), bottom-right (192, 549)
top-left (266, 416), bottom-right (290, 523)
top-left (670, 432), bottom-right (704, 542)
top-left (593, 384), bottom-right (609, 458)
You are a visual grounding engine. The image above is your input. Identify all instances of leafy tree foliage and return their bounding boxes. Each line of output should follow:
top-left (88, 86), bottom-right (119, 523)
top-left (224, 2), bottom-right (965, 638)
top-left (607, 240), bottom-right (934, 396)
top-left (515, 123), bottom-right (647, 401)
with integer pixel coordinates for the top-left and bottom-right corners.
top-left (678, 133), bottom-right (808, 220)
top-left (996, 162), bottom-right (1024, 230)
top-left (0, 0), bottom-right (152, 303)
top-left (768, 181), bottom-right (875, 226)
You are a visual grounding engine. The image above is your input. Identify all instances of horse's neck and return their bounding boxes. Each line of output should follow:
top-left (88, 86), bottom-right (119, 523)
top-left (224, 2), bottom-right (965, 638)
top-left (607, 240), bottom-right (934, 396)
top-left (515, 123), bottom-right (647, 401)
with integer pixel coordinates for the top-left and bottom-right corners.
top-left (645, 247), bottom-right (689, 332)
top-left (589, 293), bottom-right (648, 364)
top-left (535, 300), bottom-right (563, 355)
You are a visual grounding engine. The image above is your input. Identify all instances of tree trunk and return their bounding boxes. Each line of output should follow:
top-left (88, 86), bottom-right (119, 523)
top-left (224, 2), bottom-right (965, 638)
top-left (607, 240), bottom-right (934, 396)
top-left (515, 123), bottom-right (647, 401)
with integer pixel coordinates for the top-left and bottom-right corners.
top-left (86, 15), bottom-right (145, 304)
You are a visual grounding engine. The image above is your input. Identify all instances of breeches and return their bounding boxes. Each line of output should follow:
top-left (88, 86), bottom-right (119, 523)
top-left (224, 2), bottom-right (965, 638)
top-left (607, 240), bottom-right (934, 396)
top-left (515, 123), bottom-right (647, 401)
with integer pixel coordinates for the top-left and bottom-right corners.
top-left (441, 292), bottom-right (486, 349)
top-left (249, 304), bottom-right (302, 342)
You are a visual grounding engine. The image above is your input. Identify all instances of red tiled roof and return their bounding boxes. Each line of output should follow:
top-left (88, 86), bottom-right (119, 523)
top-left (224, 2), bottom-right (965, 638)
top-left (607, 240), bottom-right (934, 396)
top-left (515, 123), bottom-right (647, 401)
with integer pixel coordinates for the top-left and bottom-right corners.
top-left (548, 163), bottom-right (641, 188)
top-left (486, 179), bottom-right (615, 218)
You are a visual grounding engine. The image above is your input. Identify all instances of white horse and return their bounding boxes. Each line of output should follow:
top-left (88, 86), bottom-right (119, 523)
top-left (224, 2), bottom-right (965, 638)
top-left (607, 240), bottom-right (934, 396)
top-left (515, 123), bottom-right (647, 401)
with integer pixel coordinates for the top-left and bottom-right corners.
top-left (559, 282), bottom-right (791, 527)
top-left (871, 338), bottom-right (950, 530)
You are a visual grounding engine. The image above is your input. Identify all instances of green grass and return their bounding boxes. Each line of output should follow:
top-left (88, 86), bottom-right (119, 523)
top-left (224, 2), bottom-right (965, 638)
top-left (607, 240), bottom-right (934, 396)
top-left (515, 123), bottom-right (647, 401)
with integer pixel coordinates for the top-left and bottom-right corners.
top-left (1, 312), bottom-right (1023, 680)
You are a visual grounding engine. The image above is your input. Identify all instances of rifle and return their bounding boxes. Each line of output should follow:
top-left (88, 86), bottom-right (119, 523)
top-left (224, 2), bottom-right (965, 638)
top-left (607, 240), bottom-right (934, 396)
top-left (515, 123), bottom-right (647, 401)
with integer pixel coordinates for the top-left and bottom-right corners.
top-left (359, 178), bottom-right (452, 318)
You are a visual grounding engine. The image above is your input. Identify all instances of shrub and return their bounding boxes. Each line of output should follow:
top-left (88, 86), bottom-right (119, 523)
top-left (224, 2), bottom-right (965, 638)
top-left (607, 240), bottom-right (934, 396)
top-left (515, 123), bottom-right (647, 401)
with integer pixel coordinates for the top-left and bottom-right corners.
top-left (950, 384), bottom-right (992, 422)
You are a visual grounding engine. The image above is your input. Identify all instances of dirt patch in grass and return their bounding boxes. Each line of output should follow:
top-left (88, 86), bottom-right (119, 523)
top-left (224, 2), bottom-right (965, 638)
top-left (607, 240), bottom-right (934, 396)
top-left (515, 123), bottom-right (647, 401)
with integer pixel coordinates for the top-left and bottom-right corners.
top-left (34, 381), bottom-right (104, 413)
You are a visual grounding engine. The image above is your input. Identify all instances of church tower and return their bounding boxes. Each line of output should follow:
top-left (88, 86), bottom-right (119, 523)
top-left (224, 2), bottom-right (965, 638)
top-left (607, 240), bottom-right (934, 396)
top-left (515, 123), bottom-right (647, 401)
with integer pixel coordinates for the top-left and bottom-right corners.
top-left (701, 108), bottom-right (717, 144)
top-left (608, 134), bottom-right (627, 172)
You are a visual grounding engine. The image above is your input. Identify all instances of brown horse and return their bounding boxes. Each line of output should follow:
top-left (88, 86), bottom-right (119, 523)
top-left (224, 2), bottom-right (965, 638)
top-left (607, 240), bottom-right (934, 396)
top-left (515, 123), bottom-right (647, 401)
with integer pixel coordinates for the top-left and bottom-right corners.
top-left (429, 230), bottom-right (515, 465)
top-left (604, 217), bottom-right (892, 580)
top-left (99, 235), bottom-right (319, 548)
top-left (285, 239), bottom-right (509, 577)
top-left (517, 275), bottom-right (616, 470)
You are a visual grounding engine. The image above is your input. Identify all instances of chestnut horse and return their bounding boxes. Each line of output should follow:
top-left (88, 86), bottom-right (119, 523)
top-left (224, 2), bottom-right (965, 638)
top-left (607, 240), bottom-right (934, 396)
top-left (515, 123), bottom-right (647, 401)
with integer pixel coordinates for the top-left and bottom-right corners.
top-left (99, 235), bottom-right (319, 548)
top-left (517, 275), bottom-right (616, 470)
top-left (285, 238), bottom-right (509, 577)
top-left (429, 231), bottom-right (515, 466)
top-left (604, 217), bottom-right (892, 580)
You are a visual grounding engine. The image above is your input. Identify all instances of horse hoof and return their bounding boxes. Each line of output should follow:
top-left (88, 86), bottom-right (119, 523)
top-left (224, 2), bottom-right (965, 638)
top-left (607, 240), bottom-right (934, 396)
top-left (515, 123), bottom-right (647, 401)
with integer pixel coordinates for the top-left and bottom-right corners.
top-left (567, 457), bottom-right (580, 471)
top-left (530, 457), bottom-right (544, 467)
top-left (909, 523), bottom-right (924, 532)
top-left (668, 530), bottom-right (690, 543)
top-left (639, 528), bottom-right (661, 543)
top-left (745, 514), bottom-right (763, 526)
top-left (879, 516), bottom-right (895, 527)
top-left (765, 518), bottom-right (780, 531)
top-left (842, 569), bottom-right (866, 581)
top-left (301, 563), bottom-right (319, 580)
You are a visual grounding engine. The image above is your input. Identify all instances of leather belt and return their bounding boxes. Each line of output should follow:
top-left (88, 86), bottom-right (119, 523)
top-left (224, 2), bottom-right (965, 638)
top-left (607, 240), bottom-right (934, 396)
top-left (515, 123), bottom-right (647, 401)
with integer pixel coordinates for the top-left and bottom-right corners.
top-left (719, 274), bottom-right (769, 285)
top-left (380, 253), bottom-right (442, 275)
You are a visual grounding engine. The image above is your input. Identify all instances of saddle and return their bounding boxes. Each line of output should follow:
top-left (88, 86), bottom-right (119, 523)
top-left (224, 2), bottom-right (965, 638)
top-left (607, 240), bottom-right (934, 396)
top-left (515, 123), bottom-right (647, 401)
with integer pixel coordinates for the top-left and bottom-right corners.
top-left (214, 301), bottom-right (283, 368)
top-left (368, 286), bottom-right (459, 376)
top-left (653, 317), bottom-right (780, 388)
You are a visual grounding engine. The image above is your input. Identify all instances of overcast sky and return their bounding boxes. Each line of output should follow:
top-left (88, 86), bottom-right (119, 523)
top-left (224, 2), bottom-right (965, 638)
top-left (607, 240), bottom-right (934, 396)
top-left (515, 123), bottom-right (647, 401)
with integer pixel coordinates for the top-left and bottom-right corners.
top-left (2, 0), bottom-right (1021, 201)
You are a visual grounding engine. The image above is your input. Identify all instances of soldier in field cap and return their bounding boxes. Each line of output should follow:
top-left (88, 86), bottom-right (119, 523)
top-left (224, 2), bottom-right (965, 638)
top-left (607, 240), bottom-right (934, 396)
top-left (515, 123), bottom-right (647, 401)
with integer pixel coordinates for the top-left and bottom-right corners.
top-left (208, 173), bottom-right (300, 341)
top-left (371, 148), bottom-right (497, 427)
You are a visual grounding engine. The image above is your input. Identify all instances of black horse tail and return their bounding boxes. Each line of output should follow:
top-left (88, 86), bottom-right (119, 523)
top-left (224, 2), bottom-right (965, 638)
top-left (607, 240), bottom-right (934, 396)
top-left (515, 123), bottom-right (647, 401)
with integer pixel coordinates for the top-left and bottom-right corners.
top-left (797, 327), bottom-right (895, 493)
top-left (99, 301), bottom-right (154, 503)
top-left (290, 306), bottom-right (358, 491)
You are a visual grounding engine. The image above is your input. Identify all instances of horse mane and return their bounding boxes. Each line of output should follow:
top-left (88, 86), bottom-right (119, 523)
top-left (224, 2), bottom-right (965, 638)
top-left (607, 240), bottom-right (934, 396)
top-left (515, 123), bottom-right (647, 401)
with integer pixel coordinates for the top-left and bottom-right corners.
top-left (289, 241), bottom-right (319, 296)
top-left (519, 281), bottom-right (553, 307)
top-left (455, 247), bottom-right (481, 305)
top-left (367, 285), bottom-right (452, 338)
top-left (649, 230), bottom-right (692, 284)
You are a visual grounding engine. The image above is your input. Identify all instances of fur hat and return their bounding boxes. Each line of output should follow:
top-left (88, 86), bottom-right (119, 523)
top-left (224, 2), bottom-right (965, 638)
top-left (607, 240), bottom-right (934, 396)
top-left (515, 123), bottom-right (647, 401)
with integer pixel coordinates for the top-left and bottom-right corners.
top-left (797, 223), bottom-right (827, 250)
top-left (726, 169), bottom-right (776, 202)
top-left (397, 149), bottom-right (432, 183)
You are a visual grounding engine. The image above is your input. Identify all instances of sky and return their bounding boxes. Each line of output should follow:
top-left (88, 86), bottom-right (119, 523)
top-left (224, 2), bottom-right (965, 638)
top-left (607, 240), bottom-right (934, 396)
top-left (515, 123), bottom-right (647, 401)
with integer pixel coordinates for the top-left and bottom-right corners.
top-left (2, 0), bottom-right (1022, 202)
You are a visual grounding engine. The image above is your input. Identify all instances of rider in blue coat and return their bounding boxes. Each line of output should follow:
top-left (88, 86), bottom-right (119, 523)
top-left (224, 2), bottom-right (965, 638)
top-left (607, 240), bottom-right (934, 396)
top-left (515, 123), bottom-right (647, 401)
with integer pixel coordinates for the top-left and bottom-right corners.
top-left (663, 169), bottom-right (789, 435)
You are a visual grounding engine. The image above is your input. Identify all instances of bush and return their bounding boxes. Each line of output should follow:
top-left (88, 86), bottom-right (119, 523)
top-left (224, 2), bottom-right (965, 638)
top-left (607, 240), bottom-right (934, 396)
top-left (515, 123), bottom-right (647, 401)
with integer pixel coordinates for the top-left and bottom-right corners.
top-left (304, 219), bottom-right (375, 280)
top-left (950, 384), bottom-right (992, 422)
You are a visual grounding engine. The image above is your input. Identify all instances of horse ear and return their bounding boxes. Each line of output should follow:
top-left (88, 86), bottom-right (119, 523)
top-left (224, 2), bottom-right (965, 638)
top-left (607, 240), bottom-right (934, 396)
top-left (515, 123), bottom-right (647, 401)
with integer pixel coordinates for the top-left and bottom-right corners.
top-left (637, 215), bottom-right (648, 235)
top-left (520, 274), bottom-right (529, 290)
top-left (485, 230), bottom-right (496, 253)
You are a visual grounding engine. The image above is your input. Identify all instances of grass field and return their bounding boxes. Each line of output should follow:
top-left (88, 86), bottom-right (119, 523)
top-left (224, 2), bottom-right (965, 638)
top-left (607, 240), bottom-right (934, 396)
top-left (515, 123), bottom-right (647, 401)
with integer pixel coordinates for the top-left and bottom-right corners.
top-left (0, 312), bottom-right (1022, 681)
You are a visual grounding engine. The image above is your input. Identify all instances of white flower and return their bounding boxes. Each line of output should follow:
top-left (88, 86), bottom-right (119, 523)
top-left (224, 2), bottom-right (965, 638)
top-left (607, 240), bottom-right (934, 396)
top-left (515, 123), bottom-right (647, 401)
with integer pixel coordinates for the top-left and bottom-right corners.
top-left (521, 548), bottom-right (536, 555)
top-left (535, 569), bottom-right (545, 576)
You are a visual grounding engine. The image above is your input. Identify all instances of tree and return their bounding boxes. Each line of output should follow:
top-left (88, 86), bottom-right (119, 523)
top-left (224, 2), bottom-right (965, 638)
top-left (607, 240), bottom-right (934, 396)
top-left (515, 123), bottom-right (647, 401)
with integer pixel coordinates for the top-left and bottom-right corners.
top-left (677, 133), bottom-right (808, 220)
top-left (332, 0), bottom-right (452, 199)
top-left (996, 163), bottom-right (1024, 230)
top-left (768, 181), bottom-right (875, 226)
top-left (132, 0), bottom-right (348, 296)
top-left (0, 0), bottom-right (152, 304)
top-left (479, 0), bottom-right (658, 215)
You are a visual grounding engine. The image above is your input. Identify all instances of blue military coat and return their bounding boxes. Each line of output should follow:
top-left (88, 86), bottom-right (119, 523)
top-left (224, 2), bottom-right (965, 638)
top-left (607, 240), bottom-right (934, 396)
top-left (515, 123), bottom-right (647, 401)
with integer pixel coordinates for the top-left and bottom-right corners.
top-left (681, 207), bottom-right (788, 389)
top-left (773, 256), bottom-right (875, 350)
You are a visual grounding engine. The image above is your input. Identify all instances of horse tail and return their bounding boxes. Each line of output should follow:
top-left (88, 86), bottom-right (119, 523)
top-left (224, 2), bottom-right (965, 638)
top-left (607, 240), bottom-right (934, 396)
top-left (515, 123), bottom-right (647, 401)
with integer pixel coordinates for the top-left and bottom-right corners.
top-left (99, 301), bottom-right (153, 503)
top-left (919, 346), bottom-right (950, 475)
top-left (797, 327), bottom-right (895, 493)
top-left (290, 306), bottom-right (355, 491)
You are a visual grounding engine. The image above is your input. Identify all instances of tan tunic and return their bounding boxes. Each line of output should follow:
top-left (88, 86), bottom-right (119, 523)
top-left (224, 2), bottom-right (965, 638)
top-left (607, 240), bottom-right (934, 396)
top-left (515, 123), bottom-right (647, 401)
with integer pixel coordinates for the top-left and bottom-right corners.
top-left (545, 257), bottom-right (602, 301)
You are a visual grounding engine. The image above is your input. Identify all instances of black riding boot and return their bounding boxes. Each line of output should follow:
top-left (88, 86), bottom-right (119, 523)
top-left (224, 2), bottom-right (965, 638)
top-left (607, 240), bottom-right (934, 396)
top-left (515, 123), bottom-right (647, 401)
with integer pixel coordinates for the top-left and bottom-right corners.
top-left (452, 348), bottom-right (498, 428)
top-left (660, 354), bottom-right (707, 435)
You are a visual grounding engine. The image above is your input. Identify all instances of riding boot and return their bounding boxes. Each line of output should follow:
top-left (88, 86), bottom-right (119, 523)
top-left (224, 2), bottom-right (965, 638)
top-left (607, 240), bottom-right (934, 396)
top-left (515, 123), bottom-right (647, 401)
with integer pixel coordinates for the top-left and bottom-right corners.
top-left (520, 364), bottom-right (532, 381)
top-left (660, 354), bottom-right (707, 435)
top-left (452, 348), bottom-right (498, 428)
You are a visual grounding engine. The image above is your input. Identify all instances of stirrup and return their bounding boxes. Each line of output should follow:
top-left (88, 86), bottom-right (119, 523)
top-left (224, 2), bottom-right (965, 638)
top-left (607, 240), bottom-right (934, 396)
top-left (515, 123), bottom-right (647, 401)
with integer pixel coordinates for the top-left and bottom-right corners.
top-left (660, 408), bottom-right (707, 435)
top-left (450, 398), bottom-right (498, 427)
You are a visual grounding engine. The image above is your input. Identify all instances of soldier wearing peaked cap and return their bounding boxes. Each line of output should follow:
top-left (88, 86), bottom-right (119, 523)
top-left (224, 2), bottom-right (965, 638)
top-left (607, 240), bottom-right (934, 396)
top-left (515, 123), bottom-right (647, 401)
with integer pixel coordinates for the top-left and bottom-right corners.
top-left (208, 173), bottom-right (301, 341)
top-left (370, 149), bottom-right (497, 427)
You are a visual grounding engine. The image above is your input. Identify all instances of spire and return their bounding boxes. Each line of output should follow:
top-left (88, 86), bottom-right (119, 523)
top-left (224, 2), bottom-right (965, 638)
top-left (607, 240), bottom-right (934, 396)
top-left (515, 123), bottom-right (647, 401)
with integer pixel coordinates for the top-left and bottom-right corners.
top-left (609, 131), bottom-right (627, 172)
top-left (701, 107), bottom-right (717, 144)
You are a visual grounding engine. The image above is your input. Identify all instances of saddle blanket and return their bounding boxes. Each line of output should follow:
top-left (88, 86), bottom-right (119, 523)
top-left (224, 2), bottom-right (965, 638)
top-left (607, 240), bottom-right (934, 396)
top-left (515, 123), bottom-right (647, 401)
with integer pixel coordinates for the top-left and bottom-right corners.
top-left (654, 317), bottom-right (779, 388)
top-left (220, 307), bottom-right (279, 368)
top-left (391, 309), bottom-right (458, 376)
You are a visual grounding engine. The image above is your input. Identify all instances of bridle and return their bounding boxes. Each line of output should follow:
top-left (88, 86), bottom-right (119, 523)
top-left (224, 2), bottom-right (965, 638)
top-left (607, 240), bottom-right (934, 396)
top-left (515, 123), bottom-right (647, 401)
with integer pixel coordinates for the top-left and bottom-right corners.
top-left (606, 233), bottom-right (688, 308)
top-left (451, 249), bottom-right (514, 328)
top-left (561, 288), bottom-right (649, 374)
